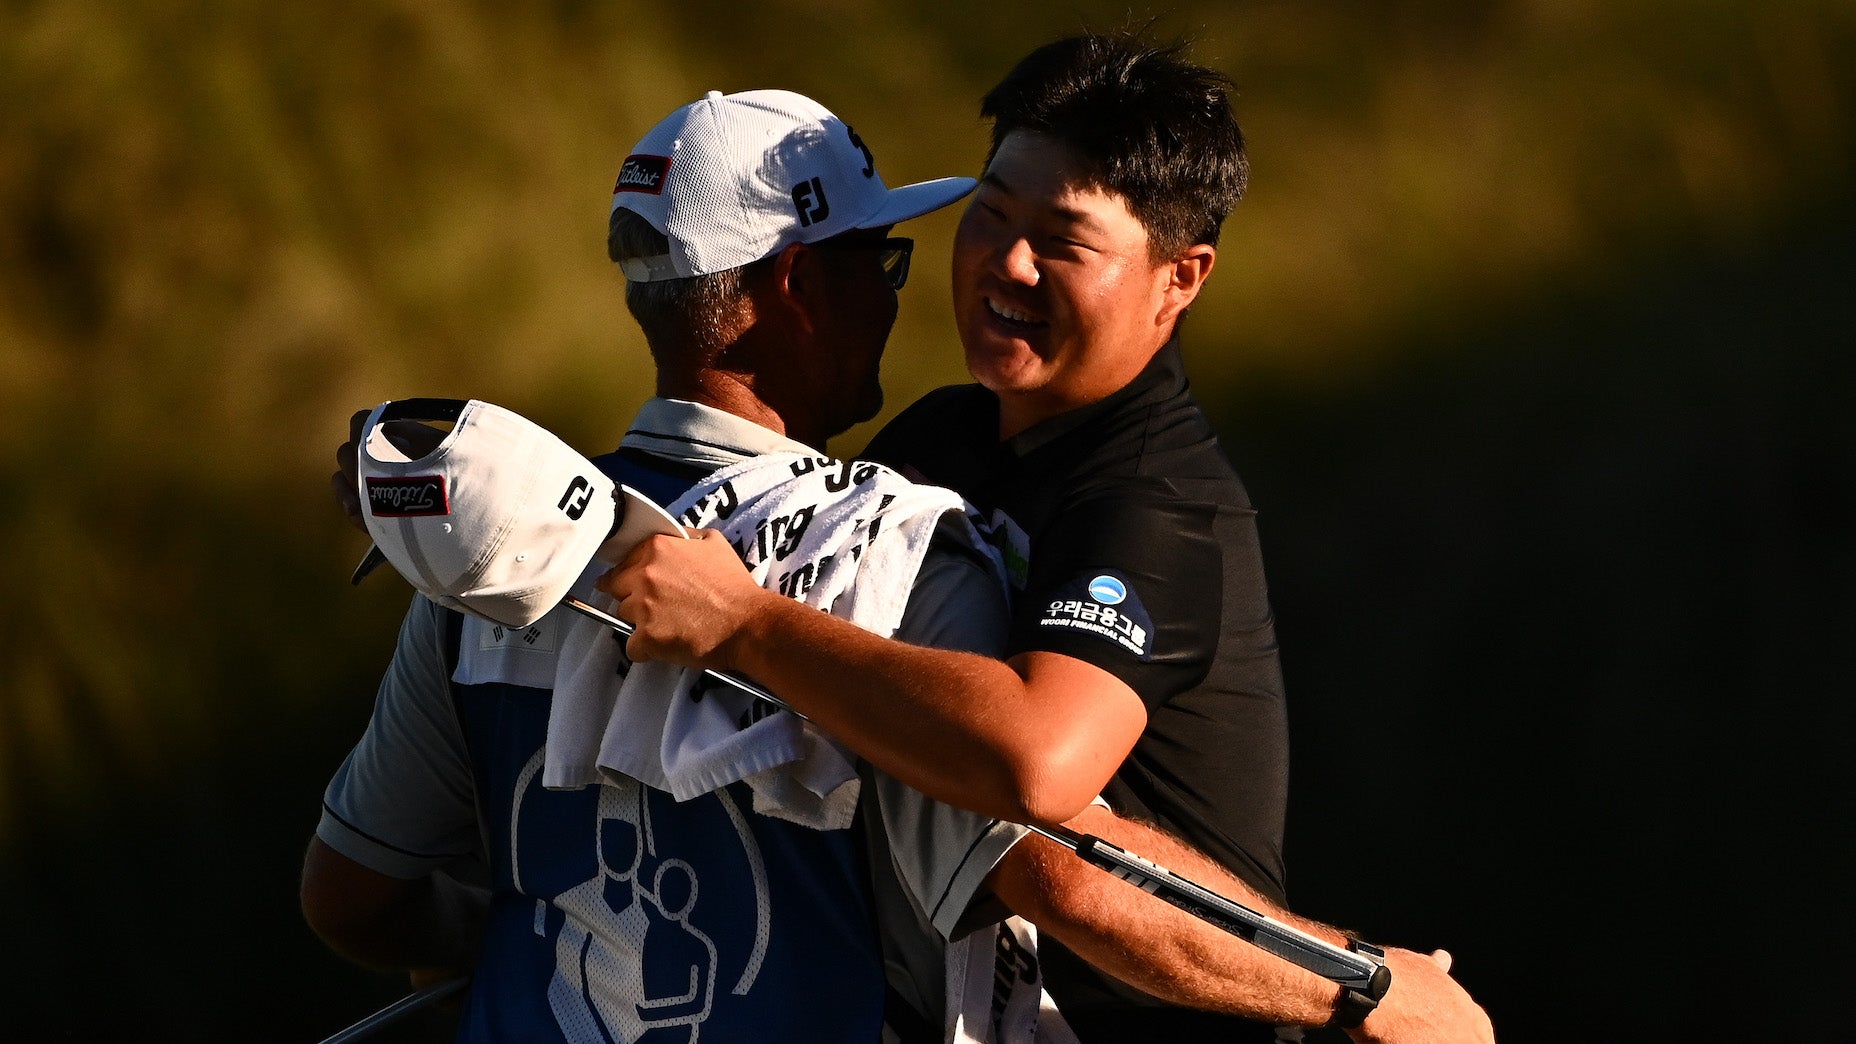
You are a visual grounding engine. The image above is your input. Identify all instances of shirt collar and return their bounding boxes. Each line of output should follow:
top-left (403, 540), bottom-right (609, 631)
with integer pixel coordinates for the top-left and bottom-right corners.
top-left (619, 398), bottom-right (816, 468)
top-left (1002, 338), bottom-right (1189, 459)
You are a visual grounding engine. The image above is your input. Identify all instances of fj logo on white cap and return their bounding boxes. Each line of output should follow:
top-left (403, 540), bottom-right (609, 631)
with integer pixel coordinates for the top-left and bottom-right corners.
top-left (793, 177), bottom-right (830, 226)
top-left (559, 476), bottom-right (596, 520)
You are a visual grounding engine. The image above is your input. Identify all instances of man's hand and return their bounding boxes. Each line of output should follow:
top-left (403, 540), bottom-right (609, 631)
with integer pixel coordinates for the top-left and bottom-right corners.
top-left (1348, 946), bottom-right (1495, 1044)
top-left (301, 838), bottom-right (487, 980)
top-left (597, 528), bottom-right (776, 671)
top-left (332, 409), bottom-right (371, 534)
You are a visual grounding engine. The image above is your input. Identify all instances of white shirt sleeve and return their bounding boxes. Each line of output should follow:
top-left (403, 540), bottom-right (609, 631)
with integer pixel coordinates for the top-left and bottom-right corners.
top-left (877, 537), bottom-right (1028, 939)
top-left (316, 595), bottom-right (481, 879)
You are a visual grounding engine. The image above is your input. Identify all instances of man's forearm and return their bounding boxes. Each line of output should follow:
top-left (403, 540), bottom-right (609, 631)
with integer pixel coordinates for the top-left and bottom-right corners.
top-left (301, 838), bottom-right (487, 974)
top-left (989, 809), bottom-right (1497, 1042)
top-left (335, 872), bottom-right (486, 973)
top-left (608, 537), bottom-right (1143, 824)
top-left (720, 595), bottom-right (1059, 820)
top-left (991, 807), bottom-right (1348, 1026)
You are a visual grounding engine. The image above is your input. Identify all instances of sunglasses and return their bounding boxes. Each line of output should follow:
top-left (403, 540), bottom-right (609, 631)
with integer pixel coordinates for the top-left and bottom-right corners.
top-left (815, 236), bottom-right (914, 290)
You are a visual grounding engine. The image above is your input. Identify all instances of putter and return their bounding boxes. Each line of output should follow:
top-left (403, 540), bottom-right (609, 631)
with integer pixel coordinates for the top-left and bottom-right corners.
top-left (316, 976), bottom-right (468, 1044)
top-left (557, 599), bottom-right (1391, 1010)
top-left (1021, 824), bottom-right (1389, 997)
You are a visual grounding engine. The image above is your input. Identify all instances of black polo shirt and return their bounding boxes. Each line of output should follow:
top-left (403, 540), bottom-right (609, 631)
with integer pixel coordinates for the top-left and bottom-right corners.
top-left (863, 341), bottom-right (1291, 1041)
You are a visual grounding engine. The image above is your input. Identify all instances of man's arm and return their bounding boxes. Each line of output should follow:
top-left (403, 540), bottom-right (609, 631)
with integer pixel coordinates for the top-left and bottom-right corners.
top-left (994, 805), bottom-right (1496, 1043)
top-left (300, 836), bottom-right (487, 980)
top-left (602, 529), bottom-right (1145, 825)
top-left (334, 410), bottom-right (1139, 825)
top-left (304, 593), bottom-right (485, 986)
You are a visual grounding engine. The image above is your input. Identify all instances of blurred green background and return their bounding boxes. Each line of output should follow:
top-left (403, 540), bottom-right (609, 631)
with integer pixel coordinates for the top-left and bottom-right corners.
top-left (3, 1), bottom-right (1851, 1039)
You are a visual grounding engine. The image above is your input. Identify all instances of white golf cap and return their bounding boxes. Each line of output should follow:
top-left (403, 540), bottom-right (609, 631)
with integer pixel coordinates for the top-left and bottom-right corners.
top-left (611, 88), bottom-right (975, 281)
top-left (356, 398), bottom-right (620, 629)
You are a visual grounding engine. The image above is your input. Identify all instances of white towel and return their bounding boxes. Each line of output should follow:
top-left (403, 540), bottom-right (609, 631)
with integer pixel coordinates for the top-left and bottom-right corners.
top-left (944, 917), bottom-right (1079, 1044)
top-left (546, 451), bottom-right (970, 830)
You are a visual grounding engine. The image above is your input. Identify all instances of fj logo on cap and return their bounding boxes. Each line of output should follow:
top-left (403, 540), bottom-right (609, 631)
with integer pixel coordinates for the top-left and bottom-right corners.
top-left (615, 154), bottom-right (671, 195)
top-left (793, 177), bottom-right (830, 226)
top-left (558, 476), bottom-right (595, 520)
top-left (366, 476), bottom-right (450, 517)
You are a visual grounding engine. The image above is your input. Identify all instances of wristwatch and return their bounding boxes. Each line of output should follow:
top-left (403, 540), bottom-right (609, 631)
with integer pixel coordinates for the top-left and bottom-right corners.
top-left (1326, 938), bottom-right (1391, 1029)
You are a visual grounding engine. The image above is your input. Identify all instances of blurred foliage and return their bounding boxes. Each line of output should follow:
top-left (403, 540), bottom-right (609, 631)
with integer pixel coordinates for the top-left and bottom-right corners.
top-left (1, 0), bottom-right (1851, 1038)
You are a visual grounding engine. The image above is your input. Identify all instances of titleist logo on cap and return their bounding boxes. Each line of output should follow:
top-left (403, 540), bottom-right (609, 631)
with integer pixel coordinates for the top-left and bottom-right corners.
top-left (367, 476), bottom-right (450, 517)
top-left (614, 155), bottom-right (671, 194)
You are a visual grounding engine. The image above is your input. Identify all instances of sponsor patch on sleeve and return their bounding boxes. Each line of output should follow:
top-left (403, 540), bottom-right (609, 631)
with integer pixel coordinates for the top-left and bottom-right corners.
top-left (365, 475), bottom-right (449, 517)
top-left (1036, 570), bottom-right (1154, 659)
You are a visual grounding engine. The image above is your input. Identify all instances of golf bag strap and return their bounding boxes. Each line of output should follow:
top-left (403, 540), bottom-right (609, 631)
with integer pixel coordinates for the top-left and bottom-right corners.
top-left (439, 606), bottom-right (496, 878)
top-left (442, 607), bottom-right (466, 713)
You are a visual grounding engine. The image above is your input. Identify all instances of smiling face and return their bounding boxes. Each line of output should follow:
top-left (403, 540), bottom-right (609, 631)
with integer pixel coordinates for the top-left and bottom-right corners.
top-left (951, 130), bottom-right (1214, 437)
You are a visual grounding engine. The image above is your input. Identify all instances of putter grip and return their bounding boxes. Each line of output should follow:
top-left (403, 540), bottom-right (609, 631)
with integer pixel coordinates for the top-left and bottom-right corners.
top-left (1329, 942), bottom-right (1394, 1028)
top-left (1071, 834), bottom-right (1387, 992)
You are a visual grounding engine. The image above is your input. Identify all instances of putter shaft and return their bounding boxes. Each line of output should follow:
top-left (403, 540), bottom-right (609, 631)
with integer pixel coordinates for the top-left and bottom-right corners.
top-left (1025, 824), bottom-right (1389, 994)
top-left (562, 595), bottom-right (1390, 998)
top-left (561, 598), bottom-right (796, 714)
top-left (317, 976), bottom-right (468, 1044)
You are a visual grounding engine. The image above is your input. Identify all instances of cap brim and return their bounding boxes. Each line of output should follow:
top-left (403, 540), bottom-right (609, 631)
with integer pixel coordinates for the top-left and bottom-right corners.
top-left (860, 176), bottom-right (977, 229)
top-left (592, 486), bottom-right (689, 565)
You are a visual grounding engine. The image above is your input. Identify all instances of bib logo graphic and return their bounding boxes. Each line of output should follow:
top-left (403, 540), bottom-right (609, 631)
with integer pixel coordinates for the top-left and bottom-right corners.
top-left (1039, 569), bottom-right (1154, 658)
top-left (614, 154), bottom-right (671, 195)
top-left (365, 475), bottom-right (448, 517)
top-left (512, 762), bottom-right (771, 1042)
top-left (558, 475), bottom-right (594, 520)
top-left (792, 176), bottom-right (830, 227)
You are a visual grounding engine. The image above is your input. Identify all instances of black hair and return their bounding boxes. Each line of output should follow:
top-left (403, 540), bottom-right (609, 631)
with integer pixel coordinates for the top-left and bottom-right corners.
top-left (981, 32), bottom-right (1248, 260)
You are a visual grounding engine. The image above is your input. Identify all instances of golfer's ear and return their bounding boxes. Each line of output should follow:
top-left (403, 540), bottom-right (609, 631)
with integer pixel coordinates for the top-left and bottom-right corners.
top-left (1156, 243), bottom-right (1215, 329)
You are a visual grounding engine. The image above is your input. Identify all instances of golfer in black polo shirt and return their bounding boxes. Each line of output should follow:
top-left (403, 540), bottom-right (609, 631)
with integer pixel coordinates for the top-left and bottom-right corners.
top-left (609, 32), bottom-right (1493, 1044)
